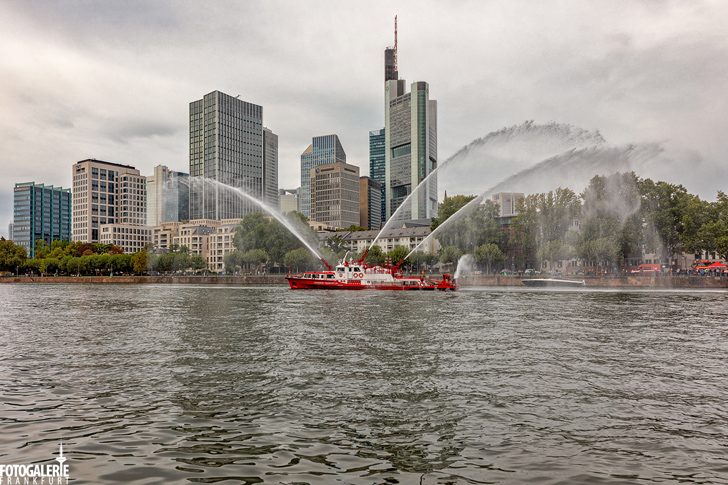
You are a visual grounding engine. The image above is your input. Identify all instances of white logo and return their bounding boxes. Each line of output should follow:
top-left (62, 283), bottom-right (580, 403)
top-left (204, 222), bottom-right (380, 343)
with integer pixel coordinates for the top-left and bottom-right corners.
top-left (0, 442), bottom-right (70, 484)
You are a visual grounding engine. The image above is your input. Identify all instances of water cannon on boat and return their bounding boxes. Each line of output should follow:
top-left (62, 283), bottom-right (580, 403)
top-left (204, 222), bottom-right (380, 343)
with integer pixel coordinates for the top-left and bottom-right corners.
top-left (357, 248), bottom-right (370, 264)
top-left (320, 258), bottom-right (332, 271)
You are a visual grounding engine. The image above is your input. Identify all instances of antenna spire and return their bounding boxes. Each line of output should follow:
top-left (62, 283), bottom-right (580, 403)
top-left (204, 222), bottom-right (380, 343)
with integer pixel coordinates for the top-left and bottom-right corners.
top-left (394, 16), bottom-right (398, 73)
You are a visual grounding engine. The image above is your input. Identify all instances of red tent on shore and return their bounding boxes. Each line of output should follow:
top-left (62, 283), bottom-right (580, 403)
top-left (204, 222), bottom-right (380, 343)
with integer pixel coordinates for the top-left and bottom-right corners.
top-left (708, 262), bottom-right (726, 268)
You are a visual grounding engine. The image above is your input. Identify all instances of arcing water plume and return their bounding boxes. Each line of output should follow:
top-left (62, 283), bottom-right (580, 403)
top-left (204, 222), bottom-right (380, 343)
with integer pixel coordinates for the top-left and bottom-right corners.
top-left (405, 143), bottom-right (665, 260)
top-left (176, 177), bottom-right (323, 260)
top-left (454, 253), bottom-right (475, 280)
top-left (369, 121), bottom-right (607, 251)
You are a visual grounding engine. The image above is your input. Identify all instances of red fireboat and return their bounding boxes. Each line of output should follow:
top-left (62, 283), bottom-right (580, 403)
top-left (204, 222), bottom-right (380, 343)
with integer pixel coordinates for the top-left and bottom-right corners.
top-left (286, 250), bottom-right (457, 291)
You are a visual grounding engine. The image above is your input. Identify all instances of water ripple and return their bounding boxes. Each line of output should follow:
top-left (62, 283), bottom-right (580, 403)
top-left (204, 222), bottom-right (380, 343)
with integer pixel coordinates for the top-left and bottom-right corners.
top-left (0, 284), bottom-right (727, 483)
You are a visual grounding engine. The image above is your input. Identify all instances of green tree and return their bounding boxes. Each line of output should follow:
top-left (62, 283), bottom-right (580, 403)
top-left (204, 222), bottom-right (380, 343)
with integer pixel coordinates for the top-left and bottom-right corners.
top-left (284, 247), bottom-right (317, 272)
top-left (133, 251), bottom-right (148, 275)
top-left (98, 254), bottom-right (112, 274)
top-left (639, 178), bottom-right (690, 261)
top-left (243, 249), bottom-right (269, 273)
top-left (510, 188), bottom-right (580, 268)
top-left (110, 254), bottom-right (133, 274)
top-left (223, 251), bottom-right (245, 274)
top-left (44, 258), bottom-right (60, 275)
top-left (233, 212), bottom-right (318, 265)
top-left (362, 245), bottom-right (385, 266)
top-left (0, 238), bottom-right (28, 272)
top-left (86, 254), bottom-right (102, 275)
top-left (59, 255), bottom-right (72, 275)
top-left (537, 240), bottom-right (571, 270)
top-left (423, 253), bottom-right (439, 271)
top-left (474, 243), bottom-right (507, 274)
top-left (189, 255), bottom-right (207, 273)
top-left (439, 246), bottom-right (463, 272)
top-left (67, 257), bottom-right (87, 275)
top-left (337, 224), bottom-right (366, 232)
top-left (387, 245), bottom-right (411, 269)
top-left (318, 247), bottom-right (339, 270)
top-left (435, 199), bottom-right (506, 253)
top-left (34, 239), bottom-right (50, 259)
top-left (431, 195), bottom-right (476, 230)
top-left (92, 243), bottom-right (113, 254)
top-left (171, 253), bottom-right (191, 273)
top-left (325, 234), bottom-right (348, 255)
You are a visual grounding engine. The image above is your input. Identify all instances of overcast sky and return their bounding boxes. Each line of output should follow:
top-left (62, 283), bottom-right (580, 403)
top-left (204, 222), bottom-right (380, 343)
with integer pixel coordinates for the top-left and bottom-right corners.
top-left (1, 0), bottom-right (727, 238)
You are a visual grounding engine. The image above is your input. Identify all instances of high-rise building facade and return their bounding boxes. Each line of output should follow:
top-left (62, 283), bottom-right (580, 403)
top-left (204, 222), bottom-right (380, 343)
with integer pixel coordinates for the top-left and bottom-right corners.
top-left (279, 188), bottom-right (300, 214)
top-left (72, 159), bottom-right (144, 244)
top-left (300, 135), bottom-right (346, 219)
top-left (146, 165), bottom-right (190, 227)
top-left (13, 182), bottom-right (71, 257)
top-left (310, 162), bottom-right (360, 229)
top-left (368, 128), bottom-right (386, 224)
top-left (263, 127), bottom-right (279, 209)
top-left (189, 91), bottom-right (268, 220)
top-left (359, 176), bottom-right (382, 231)
top-left (384, 78), bottom-right (438, 221)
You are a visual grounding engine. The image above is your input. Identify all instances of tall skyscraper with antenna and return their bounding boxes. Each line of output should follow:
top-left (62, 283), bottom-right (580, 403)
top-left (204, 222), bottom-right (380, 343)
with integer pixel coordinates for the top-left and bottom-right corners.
top-left (383, 17), bottom-right (438, 221)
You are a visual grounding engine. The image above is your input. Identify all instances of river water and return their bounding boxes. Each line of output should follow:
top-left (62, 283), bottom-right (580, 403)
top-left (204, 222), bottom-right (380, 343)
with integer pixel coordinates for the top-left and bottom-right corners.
top-left (1, 284), bottom-right (727, 484)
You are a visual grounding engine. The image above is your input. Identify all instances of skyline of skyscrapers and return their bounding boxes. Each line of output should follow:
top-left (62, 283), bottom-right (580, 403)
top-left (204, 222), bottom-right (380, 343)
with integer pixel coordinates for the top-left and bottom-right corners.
top-left (300, 134), bottom-right (347, 219)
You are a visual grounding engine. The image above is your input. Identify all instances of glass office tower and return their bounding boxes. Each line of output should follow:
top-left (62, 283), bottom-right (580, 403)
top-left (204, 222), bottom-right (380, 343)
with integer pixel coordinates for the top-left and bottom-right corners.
top-left (189, 91), bottom-right (265, 220)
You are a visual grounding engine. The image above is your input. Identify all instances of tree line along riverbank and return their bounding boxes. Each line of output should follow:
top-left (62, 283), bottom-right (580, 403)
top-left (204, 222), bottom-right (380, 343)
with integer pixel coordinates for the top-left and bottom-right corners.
top-left (1, 274), bottom-right (726, 288)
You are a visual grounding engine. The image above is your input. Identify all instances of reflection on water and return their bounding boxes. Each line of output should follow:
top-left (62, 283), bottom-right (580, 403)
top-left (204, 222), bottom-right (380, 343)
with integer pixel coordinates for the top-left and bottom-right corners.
top-left (1, 284), bottom-right (727, 484)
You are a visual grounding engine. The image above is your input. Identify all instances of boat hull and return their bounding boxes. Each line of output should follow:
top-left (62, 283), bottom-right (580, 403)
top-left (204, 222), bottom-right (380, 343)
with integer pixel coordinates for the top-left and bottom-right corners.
top-left (522, 278), bottom-right (585, 288)
top-left (286, 276), bottom-right (456, 291)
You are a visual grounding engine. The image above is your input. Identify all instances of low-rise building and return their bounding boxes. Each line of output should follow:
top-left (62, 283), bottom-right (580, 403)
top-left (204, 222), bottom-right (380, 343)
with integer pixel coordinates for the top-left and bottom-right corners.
top-left (492, 193), bottom-right (524, 217)
top-left (337, 224), bottom-right (439, 254)
top-left (207, 222), bottom-right (240, 273)
top-left (279, 188), bottom-right (300, 213)
top-left (150, 218), bottom-right (243, 272)
top-left (99, 224), bottom-right (152, 254)
top-left (151, 221), bottom-right (183, 251)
